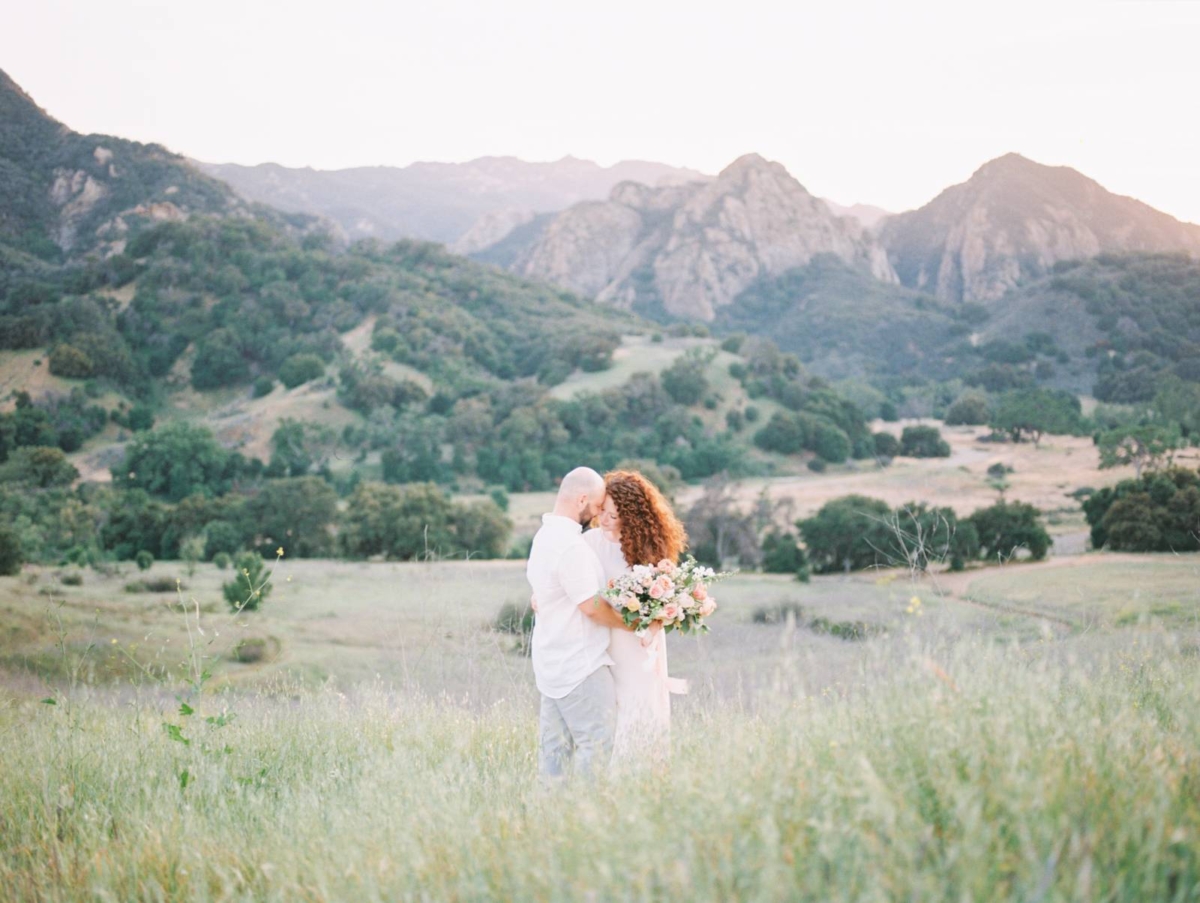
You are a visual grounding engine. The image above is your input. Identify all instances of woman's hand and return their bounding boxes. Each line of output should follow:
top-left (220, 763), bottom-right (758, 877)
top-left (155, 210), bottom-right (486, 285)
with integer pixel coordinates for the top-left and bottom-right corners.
top-left (640, 619), bottom-right (663, 647)
top-left (530, 593), bottom-right (539, 613)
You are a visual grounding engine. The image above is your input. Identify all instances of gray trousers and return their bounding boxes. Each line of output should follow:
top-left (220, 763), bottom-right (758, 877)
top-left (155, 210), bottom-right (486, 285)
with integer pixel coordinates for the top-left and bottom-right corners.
top-left (538, 665), bottom-right (616, 780)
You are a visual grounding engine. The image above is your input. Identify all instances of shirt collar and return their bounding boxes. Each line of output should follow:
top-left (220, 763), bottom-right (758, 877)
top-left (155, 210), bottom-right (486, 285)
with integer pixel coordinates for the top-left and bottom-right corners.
top-left (542, 514), bottom-right (583, 533)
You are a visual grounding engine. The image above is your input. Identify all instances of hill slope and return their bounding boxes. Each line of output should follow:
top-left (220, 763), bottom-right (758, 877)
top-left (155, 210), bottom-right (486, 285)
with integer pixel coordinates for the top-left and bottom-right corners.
top-left (0, 68), bottom-right (263, 261)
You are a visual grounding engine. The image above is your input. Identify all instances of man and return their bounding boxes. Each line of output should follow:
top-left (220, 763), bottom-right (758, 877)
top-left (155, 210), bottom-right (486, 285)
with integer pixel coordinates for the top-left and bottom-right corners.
top-left (526, 466), bottom-right (629, 779)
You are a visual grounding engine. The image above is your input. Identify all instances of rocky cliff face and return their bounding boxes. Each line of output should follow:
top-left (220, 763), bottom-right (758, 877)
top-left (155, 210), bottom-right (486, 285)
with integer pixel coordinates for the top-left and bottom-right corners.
top-left (503, 154), bottom-right (896, 321)
top-left (879, 153), bottom-right (1200, 304)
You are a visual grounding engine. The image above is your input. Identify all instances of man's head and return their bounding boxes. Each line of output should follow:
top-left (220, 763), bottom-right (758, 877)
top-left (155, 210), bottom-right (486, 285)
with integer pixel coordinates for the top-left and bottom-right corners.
top-left (553, 467), bottom-right (606, 526)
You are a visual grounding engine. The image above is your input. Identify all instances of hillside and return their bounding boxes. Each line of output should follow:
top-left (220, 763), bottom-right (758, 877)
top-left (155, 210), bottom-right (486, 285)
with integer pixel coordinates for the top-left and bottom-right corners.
top-left (976, 252), bottom-right (1200, 400)
top-left (196, 156), bottom-right (709, 245)
top-left (712, 255), bottom-right (967, 383)
top-left (0, 68), bottom-right (271, 262)
top-left (879, 153), bottom-right (1200, 304)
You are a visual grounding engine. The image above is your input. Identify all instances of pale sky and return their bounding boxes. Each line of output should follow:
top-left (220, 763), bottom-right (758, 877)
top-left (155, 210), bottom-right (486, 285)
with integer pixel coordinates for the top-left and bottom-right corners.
top-left (3, 0), bottom-right (1198, 220)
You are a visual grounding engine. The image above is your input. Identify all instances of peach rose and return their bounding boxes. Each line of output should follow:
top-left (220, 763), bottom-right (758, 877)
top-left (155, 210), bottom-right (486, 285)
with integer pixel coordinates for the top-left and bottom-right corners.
top-left (691, 583), bottom-right (708, 602)
top-left (621, 594), bottom-right (640, 612)
top-left (661, 602), bottom-right (683, 621)
top-left (657, 558), bottom-right (675, 573)
top-left (648, 575), bottom-right (674, 600)
top-left (699, 598), bottom-right (717, 617)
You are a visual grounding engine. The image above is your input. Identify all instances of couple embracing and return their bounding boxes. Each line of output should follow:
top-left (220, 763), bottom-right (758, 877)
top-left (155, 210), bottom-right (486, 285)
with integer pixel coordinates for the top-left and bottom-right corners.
top-left (526, 466), bottom-right (688, 780)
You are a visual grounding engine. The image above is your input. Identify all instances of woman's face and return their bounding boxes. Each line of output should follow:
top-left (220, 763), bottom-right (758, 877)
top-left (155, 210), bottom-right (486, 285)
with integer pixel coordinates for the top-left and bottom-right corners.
top-left (598, 494), bottom-right (622, 539)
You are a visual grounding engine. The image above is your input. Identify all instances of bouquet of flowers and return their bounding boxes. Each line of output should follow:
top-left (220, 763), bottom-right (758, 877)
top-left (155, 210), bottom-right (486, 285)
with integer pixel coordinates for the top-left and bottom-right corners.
top-left (604, 556), bottom-right (731, 636)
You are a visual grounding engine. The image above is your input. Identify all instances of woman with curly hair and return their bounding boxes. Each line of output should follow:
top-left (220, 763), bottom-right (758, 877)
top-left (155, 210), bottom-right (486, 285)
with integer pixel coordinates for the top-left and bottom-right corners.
top-left (582, 469), bottom-right (689, 758)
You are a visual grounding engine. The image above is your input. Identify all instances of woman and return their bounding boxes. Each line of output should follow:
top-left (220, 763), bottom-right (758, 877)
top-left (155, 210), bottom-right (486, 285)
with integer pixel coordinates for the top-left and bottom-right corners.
top-left (582, 469), bottom-right (688, 759)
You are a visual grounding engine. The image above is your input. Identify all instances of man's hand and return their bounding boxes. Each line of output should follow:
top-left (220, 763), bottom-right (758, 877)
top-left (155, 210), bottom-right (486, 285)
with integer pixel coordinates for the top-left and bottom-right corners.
top-left (530, 593), bottom-right (538, 613)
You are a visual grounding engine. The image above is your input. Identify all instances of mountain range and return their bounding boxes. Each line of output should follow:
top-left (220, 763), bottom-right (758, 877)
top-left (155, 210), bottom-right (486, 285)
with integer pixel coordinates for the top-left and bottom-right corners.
top-left (195, 156), bottom-right (708, 245)
top-left (3, 66), bottom-right (1200, 402)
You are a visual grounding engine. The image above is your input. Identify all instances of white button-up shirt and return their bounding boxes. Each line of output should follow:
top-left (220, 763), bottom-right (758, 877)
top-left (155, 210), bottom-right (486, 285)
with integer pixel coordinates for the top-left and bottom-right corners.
top-left (527, 514), bottom-right (613, 698)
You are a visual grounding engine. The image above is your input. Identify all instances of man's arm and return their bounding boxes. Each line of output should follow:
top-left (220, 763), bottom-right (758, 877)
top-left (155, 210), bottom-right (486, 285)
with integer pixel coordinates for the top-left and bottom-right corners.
top-left (577, 594), bottom-right (633, 630)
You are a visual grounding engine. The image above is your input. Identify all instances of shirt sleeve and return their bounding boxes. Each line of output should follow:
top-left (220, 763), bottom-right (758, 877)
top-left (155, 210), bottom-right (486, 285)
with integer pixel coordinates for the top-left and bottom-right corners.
top-left (556, 542), bottom-right (603, 606)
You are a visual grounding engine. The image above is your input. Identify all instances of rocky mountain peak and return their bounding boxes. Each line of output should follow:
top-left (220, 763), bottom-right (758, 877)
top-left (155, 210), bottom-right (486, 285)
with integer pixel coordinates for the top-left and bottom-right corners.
top-left (880, 153), bottom-right (1200, 304)
top-left (506, 154), bottom-right (896, 320)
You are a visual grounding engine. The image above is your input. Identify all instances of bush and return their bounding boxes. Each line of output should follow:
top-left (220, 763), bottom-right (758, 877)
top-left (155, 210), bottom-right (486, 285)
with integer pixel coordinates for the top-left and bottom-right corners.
top-left (873, 432), bottom-right (900, 459)
top-left (213, 551), bottom-right (232, 569)
top-left (807, 458), bottom-right (827, 473)
top-left (125, 576), bottom-right (181, 593)
top-left (48, 344), bottom-right (94, 379)
top-left (809, 617), bottom-right (882, 641)
top-left (798, 495), bottom-right (894, 573)
top-left (0, 525), bottom-right (24, 576)
top-left (1082, 467), bottom-right (1200, 552)
top-left (253, 376), bottom-right (275, 398)
top-left (231, 637), bottom-right (269, 663)
top-left (967, 501), bottom-right (1051, 562)
top-left (812, 422), bottom-right (851, 463)
top-left (760, 530), bottom-right (810, 581)
top-left (661, 349), bottom-right (713, 406)
top-left (751, 601), bottom-right (805, 624)
top-left (278, 353), bottom-right (326, 389)
top-left (135, 550), bottom-right (154, 571)
top-left (900, 425), bottom-right (951, 458)
top-left (494, 601), bottom-right (534, 655)
top-left (59, 571), bottom-right (84, 586)
top-left (223, 551), bottom-right (272, 612)
top-left (945, 392), bottom-right (991, 426)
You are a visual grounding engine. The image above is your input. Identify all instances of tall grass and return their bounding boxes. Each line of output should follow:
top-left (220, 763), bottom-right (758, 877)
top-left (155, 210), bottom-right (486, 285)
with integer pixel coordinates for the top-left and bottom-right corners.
top-left (2, 635), bottom-right (1197, 901)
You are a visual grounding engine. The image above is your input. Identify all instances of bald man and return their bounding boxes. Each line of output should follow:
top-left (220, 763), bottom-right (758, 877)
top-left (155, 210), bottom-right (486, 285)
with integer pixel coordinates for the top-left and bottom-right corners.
top-left (526, 466), bottom-right (629, 780)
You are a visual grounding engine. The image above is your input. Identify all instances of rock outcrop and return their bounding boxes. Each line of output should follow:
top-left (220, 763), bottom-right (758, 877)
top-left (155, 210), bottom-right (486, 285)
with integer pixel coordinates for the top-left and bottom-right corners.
top-left (879, 153), bottom-right (1200, 304)
top-left (503, 154), bottom-right (896, 321)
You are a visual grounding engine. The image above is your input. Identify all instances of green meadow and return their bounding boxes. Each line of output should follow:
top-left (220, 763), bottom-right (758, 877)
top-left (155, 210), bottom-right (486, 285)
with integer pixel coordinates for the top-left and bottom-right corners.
top-left (2, 552), bottom-right (1198, 900)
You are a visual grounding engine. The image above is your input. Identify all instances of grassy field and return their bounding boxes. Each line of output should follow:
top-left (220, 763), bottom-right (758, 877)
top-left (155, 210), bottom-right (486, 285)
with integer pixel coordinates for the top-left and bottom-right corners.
top-left (1, 551), bottom-right (1198, 900)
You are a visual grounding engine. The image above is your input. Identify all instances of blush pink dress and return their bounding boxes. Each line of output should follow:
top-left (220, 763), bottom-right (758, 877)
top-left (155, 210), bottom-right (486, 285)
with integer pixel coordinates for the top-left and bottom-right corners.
top-left (582, 529), bottom-right (686, 760)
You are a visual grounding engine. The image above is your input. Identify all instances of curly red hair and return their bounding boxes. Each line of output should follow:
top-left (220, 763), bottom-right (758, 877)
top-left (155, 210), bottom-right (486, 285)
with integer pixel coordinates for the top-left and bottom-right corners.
top-left (603, 470), bottom-right (687, 567)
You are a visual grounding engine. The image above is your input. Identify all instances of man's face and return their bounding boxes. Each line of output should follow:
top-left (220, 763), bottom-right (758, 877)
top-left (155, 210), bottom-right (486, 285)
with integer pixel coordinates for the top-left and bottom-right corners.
top-left (579, 490), bottom-right (606, 526)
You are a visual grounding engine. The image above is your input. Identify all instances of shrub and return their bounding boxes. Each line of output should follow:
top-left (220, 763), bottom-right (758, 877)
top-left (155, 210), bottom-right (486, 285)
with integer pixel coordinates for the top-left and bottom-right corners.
top-left (0, 525), bottom-right (25, 573)
top-left (48, 344), bottom-right (94, 379)
top-left (231, 637), bottom-right (269, 663)
top-left (278, 353), bottom-right (326, 389)
top-left (661, 349), bottom-right (713, 406)
top-left (252, 376), bottom-right (275, 398)
top-left (1082, 467), bottom-right (1200, 552)
top-left (798, 495), bottom-right (894, 573)
top-left (494, 601), bottom-right (534, 655)
top-left (223, 551), bottom-right (272, 612)
top-left (900, 425), bottom-right (951, 458)
top-left (760, 530), bottom-right (810, 581)
top-left (751, 601), bottom-right (805, 624)
top-left (135, 550), bottom-right (154, 571)
top-left (125, 576), bottom-right (181, 593)
top-left (725, 409), bottom-right (745, 432)
top-left (212, 551), bottom-right (232, 570)
top-left (807, 458), bottom-right (827, 473)
top-left (812, 422), bottom-right (851, 463)
top-left (945, 392), bottom-right (992, 426)
top-left (967, 501), bottom-right (1051, 562)
top-left (873, 432), bottom-right (900, 459)
top-left (59, 571), bottom-right (84, 586)
top-left (809, 617), bottom-right (883, 641)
